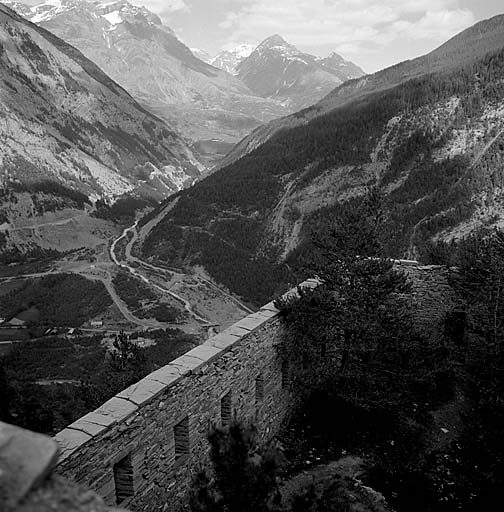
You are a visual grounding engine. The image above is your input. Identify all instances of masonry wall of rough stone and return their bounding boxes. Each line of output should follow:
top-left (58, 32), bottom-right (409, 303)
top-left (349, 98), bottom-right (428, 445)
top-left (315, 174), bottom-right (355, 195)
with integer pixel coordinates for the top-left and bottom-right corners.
top-left (53, 264), bottom-right (455, 512)
top-left (397, 262), bottom-right (455, 338)
top-left (53, 280), bottom-right (314, 512)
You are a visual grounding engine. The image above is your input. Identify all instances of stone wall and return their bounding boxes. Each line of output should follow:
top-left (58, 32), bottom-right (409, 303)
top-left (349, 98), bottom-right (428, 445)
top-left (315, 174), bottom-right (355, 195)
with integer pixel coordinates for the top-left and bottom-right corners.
top-left (395, 261), bottom-right (456, 338)
top-left (53, 263), bottom-right (455, 512)
top-left (54, 278), bottom-right (318, 511)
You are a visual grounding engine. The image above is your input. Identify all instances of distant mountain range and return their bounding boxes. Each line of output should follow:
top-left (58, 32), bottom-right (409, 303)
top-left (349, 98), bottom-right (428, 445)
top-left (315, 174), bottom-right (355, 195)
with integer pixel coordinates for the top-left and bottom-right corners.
top-left (139, 14), bottom-right (504, 306)
top-left (3, 0), bottom-right (289, 165)
top-left (0, 2), bottom-right (202, 201)
top-left (0, 0), bottom-right (367, 210)
top-left (195, 36), bottom-right (365, 110)
top-left (236, 35), bottom-right (364, 110)
top-left (5, 0), bottom-right (364, 167)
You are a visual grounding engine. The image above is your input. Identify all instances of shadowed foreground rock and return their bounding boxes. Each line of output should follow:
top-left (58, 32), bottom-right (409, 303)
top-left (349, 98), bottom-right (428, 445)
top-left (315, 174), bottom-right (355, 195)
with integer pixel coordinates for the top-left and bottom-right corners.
top-left (0, 421), bottom-right (128, 512)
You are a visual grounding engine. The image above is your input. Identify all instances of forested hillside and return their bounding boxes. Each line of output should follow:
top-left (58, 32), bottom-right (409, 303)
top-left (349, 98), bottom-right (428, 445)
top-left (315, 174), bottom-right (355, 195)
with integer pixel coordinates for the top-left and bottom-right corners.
top-left (140, 20), bottom-right (504, 307)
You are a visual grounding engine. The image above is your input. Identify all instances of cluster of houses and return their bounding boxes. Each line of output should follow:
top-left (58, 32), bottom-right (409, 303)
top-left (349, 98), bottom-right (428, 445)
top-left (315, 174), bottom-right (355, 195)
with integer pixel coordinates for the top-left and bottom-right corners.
top-left (0, 316), bottom-right (104, 329)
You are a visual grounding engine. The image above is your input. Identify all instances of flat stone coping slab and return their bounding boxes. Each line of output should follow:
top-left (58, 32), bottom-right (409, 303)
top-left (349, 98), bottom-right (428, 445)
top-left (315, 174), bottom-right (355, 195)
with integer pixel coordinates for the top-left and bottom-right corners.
top-left (232, 314), bottom-right (270, 332)
top-left (205, 331), bottom-right (241, 351)
top-left (54, 428), bottom-right (92, 462)
top-left (117, 377), bottom-right (169, 407)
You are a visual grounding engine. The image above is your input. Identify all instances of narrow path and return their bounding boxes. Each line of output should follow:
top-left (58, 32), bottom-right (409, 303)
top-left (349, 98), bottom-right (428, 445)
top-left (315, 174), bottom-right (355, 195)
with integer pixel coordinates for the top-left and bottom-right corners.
top-left (97, 275), bottom-right (169, 329)
top-left (194, 271), bottom-right (255, 314)
top-left (470, 127), bottom-right (504, 170)
top-left (9, 212), bottom-right (89, 231)
top-left (0, 272), bottom-right (58, 282)
top-left (8, 204), bottom-right (96, 232)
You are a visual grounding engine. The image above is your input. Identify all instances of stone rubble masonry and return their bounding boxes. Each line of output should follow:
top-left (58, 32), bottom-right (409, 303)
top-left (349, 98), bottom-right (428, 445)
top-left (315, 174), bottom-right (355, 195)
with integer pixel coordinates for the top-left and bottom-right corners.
top-left (52, 264), bottom-right (453, 511)
top-left (396, 262), bottom-right (455, 339)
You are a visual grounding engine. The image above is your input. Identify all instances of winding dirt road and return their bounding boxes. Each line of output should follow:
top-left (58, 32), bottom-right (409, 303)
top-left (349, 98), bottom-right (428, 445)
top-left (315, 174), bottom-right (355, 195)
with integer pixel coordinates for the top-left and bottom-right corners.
top-left (109, 200), bottom-right (254, 328)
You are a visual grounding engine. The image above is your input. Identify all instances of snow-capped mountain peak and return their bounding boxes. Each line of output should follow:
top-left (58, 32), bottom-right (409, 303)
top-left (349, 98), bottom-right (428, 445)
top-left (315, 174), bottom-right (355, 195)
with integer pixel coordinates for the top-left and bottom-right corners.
top-left (253, 34), bottom-right (305, 60)
top-left (236, 34), bottom-right (365, 110)
top-left (94, 0), bottom-right (162, 27)
top-left (1, 0), bottom-right (32, 17)
top-left (210, 43), bottom-right (256, 74)
top-left (258, 34), bottom-right (290, 49)
top-left (190, 47), bottom-right (212, 64)
top-left (228, 43), bottom-right (256, 59)
top-left (29, 0), bottom-right (78, 23)
top-left (10, 0), bottom-right (162, 27)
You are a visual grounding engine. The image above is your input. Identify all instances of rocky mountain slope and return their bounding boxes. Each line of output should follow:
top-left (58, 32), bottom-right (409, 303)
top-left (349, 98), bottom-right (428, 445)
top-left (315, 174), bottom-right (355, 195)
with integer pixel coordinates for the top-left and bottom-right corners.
top-left (10, 0), bottom-right (289, 158)
top-left (138, 14), bottom-right (504, 306)
top-left (236, 35), bottom-right (364, 111)
top-left (0, 2), bottom-right (203, 202)
top-left (222, 15), bottom-right (504, 168)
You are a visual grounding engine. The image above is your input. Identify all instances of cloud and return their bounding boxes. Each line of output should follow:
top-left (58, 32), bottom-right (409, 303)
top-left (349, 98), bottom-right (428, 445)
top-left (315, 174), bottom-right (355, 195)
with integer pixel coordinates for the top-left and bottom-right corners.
top-left (217, 0), bottom-right (475, 61)
top-left (390, 9), bottom-right (475, 40)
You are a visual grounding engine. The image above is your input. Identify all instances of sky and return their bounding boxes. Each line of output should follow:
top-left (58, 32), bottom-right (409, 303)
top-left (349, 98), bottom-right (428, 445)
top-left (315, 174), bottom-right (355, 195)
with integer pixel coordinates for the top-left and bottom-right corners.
top-left (20, 0), bottom-right (504, 73)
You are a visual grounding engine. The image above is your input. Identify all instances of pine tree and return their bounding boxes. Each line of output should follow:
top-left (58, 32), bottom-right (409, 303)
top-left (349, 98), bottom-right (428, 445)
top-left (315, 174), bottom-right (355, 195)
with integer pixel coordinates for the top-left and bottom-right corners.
top-left (277, 190), bottom-right (448, 413)
top-left (109, 330), bottom-right (146, 377)
top-left (190, 420), bottom-right (282, 512)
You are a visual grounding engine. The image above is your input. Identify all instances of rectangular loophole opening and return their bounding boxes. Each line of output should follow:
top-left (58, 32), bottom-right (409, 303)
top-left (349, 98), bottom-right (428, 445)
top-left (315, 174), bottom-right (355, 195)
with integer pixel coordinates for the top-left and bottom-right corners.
top-left (255, 375), bottom-right (265, 404)
top-left (221, 391), bottom-right (232, 426)
top-left (113, 453), bottom-right (134, 505)
top-left (281, 359), bottom-right (290, 389)
top-left (174, 416), bottom-right (190, 460)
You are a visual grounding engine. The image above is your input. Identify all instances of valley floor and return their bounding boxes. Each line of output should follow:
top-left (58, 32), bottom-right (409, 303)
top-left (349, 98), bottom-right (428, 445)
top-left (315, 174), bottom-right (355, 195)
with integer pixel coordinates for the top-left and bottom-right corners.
top-left (1, 203), bottom-right (253, 341)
